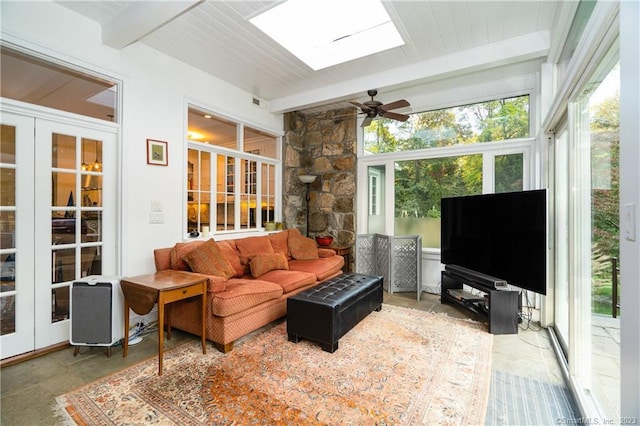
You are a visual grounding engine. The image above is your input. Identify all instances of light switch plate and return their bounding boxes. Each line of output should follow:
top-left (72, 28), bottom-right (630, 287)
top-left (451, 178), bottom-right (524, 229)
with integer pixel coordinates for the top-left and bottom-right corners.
top-left (149, 212), bottom-right (164, 224)
top-left (623, 203), bottom-right (636, 241)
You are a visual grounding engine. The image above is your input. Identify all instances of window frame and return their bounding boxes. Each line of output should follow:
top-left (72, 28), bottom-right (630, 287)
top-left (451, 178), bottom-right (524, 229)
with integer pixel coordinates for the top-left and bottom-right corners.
top-left (357, 91), bottom-right (536, 249)
top-left (185, 109), bottom-right (282, 238)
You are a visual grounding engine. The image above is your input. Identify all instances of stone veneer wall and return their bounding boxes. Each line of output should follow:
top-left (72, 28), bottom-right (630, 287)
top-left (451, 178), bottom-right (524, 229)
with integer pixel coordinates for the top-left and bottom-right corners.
top-left (282, 107), bottom-right (357, 247)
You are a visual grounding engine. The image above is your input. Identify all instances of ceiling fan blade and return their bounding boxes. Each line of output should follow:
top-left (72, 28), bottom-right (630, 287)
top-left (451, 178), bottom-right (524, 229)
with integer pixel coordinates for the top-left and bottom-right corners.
top-left (360, 116), bottom-right (373, 127)
top-left (379, 99), bottom-right (409, 112)
top-left (380, 111), bottom-right (410, 122)
top-left (349, 101), bottom-right (372, 113)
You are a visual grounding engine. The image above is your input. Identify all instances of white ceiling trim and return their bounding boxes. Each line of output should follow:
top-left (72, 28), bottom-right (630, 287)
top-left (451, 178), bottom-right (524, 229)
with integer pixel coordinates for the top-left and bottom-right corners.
top-left (269, 30), bottom-right (551, 114)
top-left (102, 0), bottom-right (203, 48)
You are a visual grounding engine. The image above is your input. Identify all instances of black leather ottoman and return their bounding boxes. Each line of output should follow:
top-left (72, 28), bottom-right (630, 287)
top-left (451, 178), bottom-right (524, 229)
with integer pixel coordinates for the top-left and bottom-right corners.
top-left (287, 273), bottom-right (383, 353)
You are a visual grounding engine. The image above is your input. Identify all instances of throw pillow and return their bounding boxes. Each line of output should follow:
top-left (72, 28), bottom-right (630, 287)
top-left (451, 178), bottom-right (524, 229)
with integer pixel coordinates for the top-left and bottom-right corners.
top-left (288, 228), bottom-right (319, 260)
top-left (170, 240), bottom-right (206, 271)
top-left (235, 235), bottom-right (274, 272)
top-left (183, 239), bottom-right (236, 279)
top-left (248, 252), bottom-right (289, 278)
top-left (216, 239), bottom-right (244, 277)
top-left (268, 230), bottom-right (291, 259)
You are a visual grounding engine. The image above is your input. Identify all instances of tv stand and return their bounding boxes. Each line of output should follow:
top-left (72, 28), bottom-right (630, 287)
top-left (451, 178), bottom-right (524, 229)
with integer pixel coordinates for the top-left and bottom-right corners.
top-left (441, 265), bottom-right (519, 334)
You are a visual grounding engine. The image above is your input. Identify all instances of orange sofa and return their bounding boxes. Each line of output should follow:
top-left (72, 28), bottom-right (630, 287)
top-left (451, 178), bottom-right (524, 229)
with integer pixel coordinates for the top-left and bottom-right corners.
top-left (153, 229), bottom-right (344, 353)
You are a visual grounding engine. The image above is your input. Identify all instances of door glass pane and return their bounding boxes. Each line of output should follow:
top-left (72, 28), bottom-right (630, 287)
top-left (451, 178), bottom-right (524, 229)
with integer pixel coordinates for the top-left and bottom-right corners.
top-left (52, 133), bottom-right (76, 169)
top-left (81, 138), bottom-right (103, 201)
top-left (52, 212), bottom-right (77, 245)
top-left (49, 132), bottom-right (105, 324)
top-left (0, 169), bottom-right (15, 206)
top-left (0, 211), bottom-right (15, 251)
top-left (394, 155), bottom-right (482, 248)
top-left (554, 128), bottom-right (570, 347)
top-left (0, 124), bottom-right (16, 163)
top-left (52, 247), bottom-right (75, 284)
top-left (1, 125), bottom-right (17, 333)
top-left (495, 153), bottom-right (523, 193)
top-left (82, 211), bottom-right (101, 244)
top-left (1, 294), bottom-right (15, 335)
top-left (587, 61), bottom-right (620, 422)
top-left (52, 172), bottom-right (76, 207)
top-left (367, 165), bottom-right (386, 234)
top-left (0, 252), bottom-right (15, 291)
top-left (52, 286), bottom-right (69, 323)
top-left (81, 246), bottom-right (100, 277)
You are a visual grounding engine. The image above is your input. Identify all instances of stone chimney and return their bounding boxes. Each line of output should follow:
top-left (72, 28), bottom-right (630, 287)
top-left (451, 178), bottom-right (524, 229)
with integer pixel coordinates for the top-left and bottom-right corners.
top-left (283, 107), bottom-right (357, 247)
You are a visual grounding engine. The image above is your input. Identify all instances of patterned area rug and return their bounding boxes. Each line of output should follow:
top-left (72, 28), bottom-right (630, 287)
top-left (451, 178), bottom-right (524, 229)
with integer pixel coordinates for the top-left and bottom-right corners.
top-left (56, 305), bottom-right (492, 425)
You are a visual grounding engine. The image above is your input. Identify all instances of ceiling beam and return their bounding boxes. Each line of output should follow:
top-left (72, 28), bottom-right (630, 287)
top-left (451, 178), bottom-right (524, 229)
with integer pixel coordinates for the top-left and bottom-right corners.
top-left (102, 0), bottom-right (203, 49)
top-left (269, 30), bottom-right (551, 114)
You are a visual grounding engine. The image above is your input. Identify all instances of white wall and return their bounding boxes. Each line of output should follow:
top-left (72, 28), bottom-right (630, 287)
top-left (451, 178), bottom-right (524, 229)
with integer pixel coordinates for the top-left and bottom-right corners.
top-left (1, 1), bottom-right (283, 277)
top-left (619, 0), bottom-right (640, 418)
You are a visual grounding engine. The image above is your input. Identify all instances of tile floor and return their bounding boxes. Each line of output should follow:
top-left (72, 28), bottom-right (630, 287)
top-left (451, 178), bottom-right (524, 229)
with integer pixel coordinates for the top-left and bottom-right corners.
top-left (0, 292), bottom-right (566, 425)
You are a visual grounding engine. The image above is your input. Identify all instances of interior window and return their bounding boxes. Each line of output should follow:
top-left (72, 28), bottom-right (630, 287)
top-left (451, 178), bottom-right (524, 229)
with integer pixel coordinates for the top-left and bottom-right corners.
top-left (187, 107), bottom-right (280, 234)
top-left (0, 46), bottom-right (118, 122)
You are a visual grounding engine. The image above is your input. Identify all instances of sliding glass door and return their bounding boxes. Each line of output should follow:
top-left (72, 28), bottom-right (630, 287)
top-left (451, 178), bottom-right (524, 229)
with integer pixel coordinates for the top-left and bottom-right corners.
top-left (553, 47), bottom-right (620, 422)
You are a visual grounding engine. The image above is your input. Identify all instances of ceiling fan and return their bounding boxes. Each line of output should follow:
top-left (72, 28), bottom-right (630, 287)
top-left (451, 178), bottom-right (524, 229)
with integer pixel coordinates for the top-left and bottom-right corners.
top-left (349, 89), bottom-right (410, 127)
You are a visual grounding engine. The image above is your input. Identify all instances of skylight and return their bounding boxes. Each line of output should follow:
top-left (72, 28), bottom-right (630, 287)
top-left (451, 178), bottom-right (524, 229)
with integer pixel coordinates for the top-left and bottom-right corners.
top-left (249, 0), bottom-right (404, 70)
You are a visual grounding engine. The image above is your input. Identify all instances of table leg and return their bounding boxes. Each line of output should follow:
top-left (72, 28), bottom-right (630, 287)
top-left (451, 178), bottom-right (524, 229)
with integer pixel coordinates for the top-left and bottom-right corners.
top-left (166, 304), bottom-right (172, 340)
top-left (201, 283), bottom-right (207, 354)
top-left (158, 296), bottom-right (165, 375)
top-left (123, 299), bottom-right (130, 358)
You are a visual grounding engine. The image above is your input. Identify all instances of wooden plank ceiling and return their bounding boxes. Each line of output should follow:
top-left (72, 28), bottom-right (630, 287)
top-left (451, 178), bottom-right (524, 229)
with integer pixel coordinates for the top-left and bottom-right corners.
top-left (55, 0), bottom-right (563, 114)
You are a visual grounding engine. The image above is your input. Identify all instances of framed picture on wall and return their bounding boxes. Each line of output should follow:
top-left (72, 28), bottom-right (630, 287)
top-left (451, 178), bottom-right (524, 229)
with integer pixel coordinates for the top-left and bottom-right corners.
top-left (147, 139), bottom-right (168, 166)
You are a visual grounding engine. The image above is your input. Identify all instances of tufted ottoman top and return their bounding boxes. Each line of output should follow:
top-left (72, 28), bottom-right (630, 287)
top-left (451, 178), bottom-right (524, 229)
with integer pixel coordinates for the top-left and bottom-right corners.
top-left (289, 273), bottom-right (382, 309)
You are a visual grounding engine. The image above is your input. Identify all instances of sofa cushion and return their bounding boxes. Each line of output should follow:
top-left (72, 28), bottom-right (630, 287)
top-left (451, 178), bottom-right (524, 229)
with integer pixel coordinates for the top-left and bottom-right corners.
top-left (317, 248), bottom-right (337, 258)
top-left (235, 235), bottom-right (274, 273)
top-left (249, 252), bottom-right (289, 278)
top-left (268, 230), bottom-right (291, 259)
top-left (217, 239), bottom-right (244, 278)
top-left (182, 239), bottom-right (236, 279)
top-left (170, 240), bottom-right (206, 271)
top-left (256, 269), bottom-right (317, 293)
top-left (288, 256), bottom-right (345, 281)
top-left (210, 279), bottom-right (283, 317)
top-left (288, 228), bottom-right (319, 260)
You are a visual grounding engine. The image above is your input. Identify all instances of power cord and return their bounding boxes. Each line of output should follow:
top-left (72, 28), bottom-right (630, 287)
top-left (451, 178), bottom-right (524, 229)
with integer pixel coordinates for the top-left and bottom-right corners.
top-left (113, 319), bottom-right (158, 347)
top-left (519, 291), bottom-right (542, 331)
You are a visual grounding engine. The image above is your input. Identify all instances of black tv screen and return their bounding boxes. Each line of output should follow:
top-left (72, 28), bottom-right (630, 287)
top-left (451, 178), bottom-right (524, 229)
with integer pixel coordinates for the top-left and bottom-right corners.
top-left (441, 189), bottom-right (547, 295)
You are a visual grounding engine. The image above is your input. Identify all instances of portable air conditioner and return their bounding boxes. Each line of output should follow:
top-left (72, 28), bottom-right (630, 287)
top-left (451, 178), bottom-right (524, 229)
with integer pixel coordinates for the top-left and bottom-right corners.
top-left (70, 275), bottom-right (124, 347)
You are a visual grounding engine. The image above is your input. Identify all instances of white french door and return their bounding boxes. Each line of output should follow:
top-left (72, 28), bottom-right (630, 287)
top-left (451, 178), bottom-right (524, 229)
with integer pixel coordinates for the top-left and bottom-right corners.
top-left (0, 111), bottom-right (116, 358)
top-left (0, 112), bottom-right (36, 357)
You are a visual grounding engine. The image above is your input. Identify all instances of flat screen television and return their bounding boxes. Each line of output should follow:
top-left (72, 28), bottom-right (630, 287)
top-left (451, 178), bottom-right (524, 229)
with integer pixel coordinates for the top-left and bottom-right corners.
top-left (441, 189), bottom-right (547, 295)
